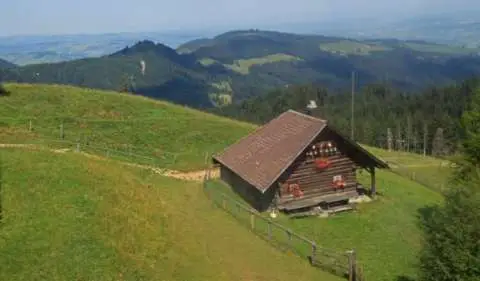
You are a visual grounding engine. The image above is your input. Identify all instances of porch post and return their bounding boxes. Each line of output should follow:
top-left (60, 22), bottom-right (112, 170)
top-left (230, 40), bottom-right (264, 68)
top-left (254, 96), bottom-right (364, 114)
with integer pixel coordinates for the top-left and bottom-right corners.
top-left (370, 167), bottom-right (376, 197)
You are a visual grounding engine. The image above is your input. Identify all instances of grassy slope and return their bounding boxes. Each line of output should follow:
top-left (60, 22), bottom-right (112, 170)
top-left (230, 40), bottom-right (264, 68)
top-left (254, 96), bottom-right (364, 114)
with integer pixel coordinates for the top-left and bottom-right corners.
top-left (0, 83), bottom-right (255, 171)
top-left (277, 170), bottom-right (443, 281)
top-left (366, 146), bottom-right (452, 192)
top-left (319, 41), bottom-right (390, 55)
top-left (0, 148), bottom-right (341, 281)
top-left (402, 42), bottom-right (480, 55)
top-left (0, 82), bottom-right (451, 280)
top-left (211, 147), bottom-right (447, 281)
top-left (224, 54), bottom-right (302, 74)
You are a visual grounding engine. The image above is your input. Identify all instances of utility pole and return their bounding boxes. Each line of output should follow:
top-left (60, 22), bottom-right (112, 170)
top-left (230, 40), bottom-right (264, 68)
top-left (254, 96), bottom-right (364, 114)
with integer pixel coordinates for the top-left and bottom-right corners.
top-left (0, 153), bottom-right (3, 223)
top-left (351, 71), bottom-right (356, 141)
top-left (423, 122), bottom-right (428, 157)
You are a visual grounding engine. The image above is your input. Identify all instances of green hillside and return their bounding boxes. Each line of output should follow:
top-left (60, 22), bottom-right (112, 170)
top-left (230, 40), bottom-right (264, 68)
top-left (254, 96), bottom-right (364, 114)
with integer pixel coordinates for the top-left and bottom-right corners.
top-left (208, 147), bottom-right (447, 281)
top-left (2, 30), bottom-right (480, 108)
top-left (0, 83), bottom-right (255, 171)
top-left (0, 82), bottom-right (456, 281)
top-left (0, 148), bottom-right (341, 281)
top-left (0, 41), bottom-right (230, 107)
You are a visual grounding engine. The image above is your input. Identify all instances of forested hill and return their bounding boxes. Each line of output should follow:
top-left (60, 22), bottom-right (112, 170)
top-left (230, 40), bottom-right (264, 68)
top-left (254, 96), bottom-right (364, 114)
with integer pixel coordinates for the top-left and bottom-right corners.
top-left (2, 30), bottom-right (480, 108)
top-left (179, 30), bottom-right (480, 101)
top-left (0, 40), bottom-right (233, 108)
top-left (0, 58), bottom-right (15, 69)
top-left (211, 77), bottom-right (480, 156)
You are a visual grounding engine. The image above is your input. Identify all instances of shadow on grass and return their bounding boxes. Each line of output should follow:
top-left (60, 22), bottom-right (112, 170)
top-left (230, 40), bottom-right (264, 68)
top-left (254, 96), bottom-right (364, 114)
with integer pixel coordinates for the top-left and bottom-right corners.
top-left (417, 204), bottom-right (441, 230)
top-left (396, 275), bottom-right (416, 281)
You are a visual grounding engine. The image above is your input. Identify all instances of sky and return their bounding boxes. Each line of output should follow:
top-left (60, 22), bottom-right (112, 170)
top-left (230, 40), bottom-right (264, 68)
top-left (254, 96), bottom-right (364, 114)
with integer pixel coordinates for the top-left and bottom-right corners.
top-left (1, 0), bottom-right (479, 36)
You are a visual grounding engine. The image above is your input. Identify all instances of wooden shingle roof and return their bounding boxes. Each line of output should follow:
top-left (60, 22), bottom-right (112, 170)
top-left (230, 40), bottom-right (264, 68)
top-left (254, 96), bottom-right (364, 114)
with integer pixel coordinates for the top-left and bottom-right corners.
top-left (213, 110), bottom-right (389, 193)
top-left (213, 110), bottom-right (327, 193)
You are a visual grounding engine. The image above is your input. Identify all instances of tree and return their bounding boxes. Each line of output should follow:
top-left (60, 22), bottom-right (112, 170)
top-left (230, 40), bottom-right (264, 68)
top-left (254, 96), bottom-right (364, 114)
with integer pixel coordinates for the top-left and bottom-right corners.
top-left (432, 128), bottom-right (446, 157)
top-left (0, 83), bottom-right (9, 96)
top-left (419, 173), bottom-right (480, 281)
top-left (461, 88), bottom-right (480, 166)
top-left (418, 88), bottom-right (480, 281)
top-left (118, 74), bottom-right (129, 93)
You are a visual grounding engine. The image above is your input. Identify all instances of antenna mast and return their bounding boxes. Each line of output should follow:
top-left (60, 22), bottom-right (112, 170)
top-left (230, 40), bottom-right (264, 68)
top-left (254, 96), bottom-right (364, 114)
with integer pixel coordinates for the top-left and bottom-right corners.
top-left (351, 71), bottom-right (356, 140)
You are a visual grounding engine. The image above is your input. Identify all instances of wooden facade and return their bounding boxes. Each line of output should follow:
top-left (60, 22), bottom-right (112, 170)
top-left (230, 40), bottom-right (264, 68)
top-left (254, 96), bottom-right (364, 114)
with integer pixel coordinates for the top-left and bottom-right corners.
top-left (212, 110), bottom-right (388, 213)
top-left (219, 165), bottom-right (276, 212)
top-left (275, 129), bottom-right (373, 211)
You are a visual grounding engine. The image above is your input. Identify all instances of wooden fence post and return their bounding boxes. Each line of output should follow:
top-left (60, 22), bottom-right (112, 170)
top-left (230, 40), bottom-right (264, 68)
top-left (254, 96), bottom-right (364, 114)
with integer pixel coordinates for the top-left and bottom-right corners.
top-left (76, 142), bottom-right (80, 152)
top-left (348, 249), bottom-right (357, 281)
top-left (60, 122), bottom-right (64, 139)
top-left (29, 120), bottom-right (32, 132)
top-left (267, 221), bottom-right (272, 240)
top-left (250, 211), bottom-right (255, 230)
top-left (287, 230), bottom-right (292, 251)
top-left (311, 243), bottom-right (317, 265)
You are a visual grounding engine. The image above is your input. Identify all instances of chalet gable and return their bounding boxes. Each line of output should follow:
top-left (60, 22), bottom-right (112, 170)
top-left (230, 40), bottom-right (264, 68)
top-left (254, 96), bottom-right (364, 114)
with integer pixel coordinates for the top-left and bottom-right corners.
top-left (212, 110), bottom-right (388, 193)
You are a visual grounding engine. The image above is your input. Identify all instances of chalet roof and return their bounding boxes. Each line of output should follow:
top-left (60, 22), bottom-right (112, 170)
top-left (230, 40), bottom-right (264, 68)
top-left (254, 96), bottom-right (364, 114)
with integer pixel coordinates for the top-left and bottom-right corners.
top-left (212, 110), bottom-right (388, 193)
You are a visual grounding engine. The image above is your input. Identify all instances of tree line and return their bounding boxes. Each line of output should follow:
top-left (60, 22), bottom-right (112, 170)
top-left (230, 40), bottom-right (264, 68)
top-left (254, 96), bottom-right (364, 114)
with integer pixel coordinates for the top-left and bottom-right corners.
top-left (418, 84), bottom-right (480, 281)
top-left (212, 77), bottom-right (480, 156)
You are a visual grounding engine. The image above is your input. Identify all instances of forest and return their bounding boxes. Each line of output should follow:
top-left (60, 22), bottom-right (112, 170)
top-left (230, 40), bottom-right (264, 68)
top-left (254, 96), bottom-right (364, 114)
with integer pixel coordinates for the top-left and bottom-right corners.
top-left (211, 77), bottom-right (480, 156)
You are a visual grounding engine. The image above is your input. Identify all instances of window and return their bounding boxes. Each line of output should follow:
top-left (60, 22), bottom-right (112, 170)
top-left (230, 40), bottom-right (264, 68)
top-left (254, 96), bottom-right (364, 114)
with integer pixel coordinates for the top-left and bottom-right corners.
top-left (333, 175), bottom-right (343, 182)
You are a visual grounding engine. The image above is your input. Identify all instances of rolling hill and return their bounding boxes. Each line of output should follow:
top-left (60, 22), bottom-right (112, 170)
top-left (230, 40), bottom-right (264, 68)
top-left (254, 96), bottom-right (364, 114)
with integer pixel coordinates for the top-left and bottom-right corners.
top-left (0, 58), bottom-right (15, 69)
top-left (2, 30), bottom-right (480, 108)
top-left (0, 41), bottom-right (233, 108)
top-left (0, 83), bottom-right (450, 281)
top-left (0, 148), bottom-right (342, 281)
top-left (0, 83), bottom-right (254, 171)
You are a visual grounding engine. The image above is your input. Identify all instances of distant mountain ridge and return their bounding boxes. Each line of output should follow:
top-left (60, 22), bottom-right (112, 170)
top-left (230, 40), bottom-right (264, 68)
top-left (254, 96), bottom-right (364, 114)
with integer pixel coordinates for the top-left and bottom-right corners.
top-left (0, 58), bottom-right (15, 69)
top-left (2, 29), bottom-right (480, 108)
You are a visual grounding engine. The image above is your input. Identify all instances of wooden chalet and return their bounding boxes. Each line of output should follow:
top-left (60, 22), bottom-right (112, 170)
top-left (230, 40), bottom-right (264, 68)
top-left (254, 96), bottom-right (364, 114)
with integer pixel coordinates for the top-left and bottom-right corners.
top-left (212, 110), bottom-right (389, 215)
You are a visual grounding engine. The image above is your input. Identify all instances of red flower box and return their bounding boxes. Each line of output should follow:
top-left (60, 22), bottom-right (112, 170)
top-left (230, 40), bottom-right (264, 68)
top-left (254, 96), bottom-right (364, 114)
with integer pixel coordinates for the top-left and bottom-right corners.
top-left (315, 158), bottom-right (330, 170)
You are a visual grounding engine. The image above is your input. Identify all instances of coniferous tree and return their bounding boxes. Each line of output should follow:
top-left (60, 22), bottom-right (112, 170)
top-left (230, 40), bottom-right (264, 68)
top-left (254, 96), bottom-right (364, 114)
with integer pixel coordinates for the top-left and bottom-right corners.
top-left (461, 88), bottom-right (480, 166)
top-left (419, 88), bottom-right (480, 281)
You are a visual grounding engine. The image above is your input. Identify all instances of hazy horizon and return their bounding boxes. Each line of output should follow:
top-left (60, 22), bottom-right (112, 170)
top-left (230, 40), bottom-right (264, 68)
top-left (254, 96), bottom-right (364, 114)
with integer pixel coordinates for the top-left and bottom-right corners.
top-left (2, 0), bottom-right (480, 37)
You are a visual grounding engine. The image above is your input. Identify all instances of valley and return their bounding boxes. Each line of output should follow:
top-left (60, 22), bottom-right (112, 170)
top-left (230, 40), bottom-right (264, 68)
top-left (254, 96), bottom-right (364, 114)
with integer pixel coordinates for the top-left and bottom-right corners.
top-left (2, 30), bottom-right (480, 110)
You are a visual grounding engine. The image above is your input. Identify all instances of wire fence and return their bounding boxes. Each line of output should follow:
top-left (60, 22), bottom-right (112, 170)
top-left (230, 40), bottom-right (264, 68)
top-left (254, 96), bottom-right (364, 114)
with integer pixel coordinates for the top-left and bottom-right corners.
top-left (0, 137), bottom-right (177, 168)
top-left (203, 169), bottom-right (365, 281)
top-left (385, 159), bottom-right (453, 193)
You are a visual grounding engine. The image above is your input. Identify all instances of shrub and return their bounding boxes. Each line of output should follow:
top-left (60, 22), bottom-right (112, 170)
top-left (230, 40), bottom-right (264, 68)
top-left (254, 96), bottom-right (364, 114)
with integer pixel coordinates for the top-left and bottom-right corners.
top-left (0, 83), bottom-right (9, 96)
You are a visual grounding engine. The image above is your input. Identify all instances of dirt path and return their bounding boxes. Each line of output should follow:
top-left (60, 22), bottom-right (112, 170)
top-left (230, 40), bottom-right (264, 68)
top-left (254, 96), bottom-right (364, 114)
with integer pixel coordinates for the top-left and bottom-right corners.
top-left (0, 143), bottom-right (219, 182)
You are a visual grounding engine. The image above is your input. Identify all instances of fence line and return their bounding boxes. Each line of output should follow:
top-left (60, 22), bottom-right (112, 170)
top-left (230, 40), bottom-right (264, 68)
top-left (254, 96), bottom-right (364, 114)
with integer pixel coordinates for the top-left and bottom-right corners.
top-left (0, 138), bottom-right (180, 168)
top-left (0, 118), bottom-right (203, 155)
top-left (203, 169), bottom-right (365, 281)
top-left (385, 160), bottom-right (452, 193)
